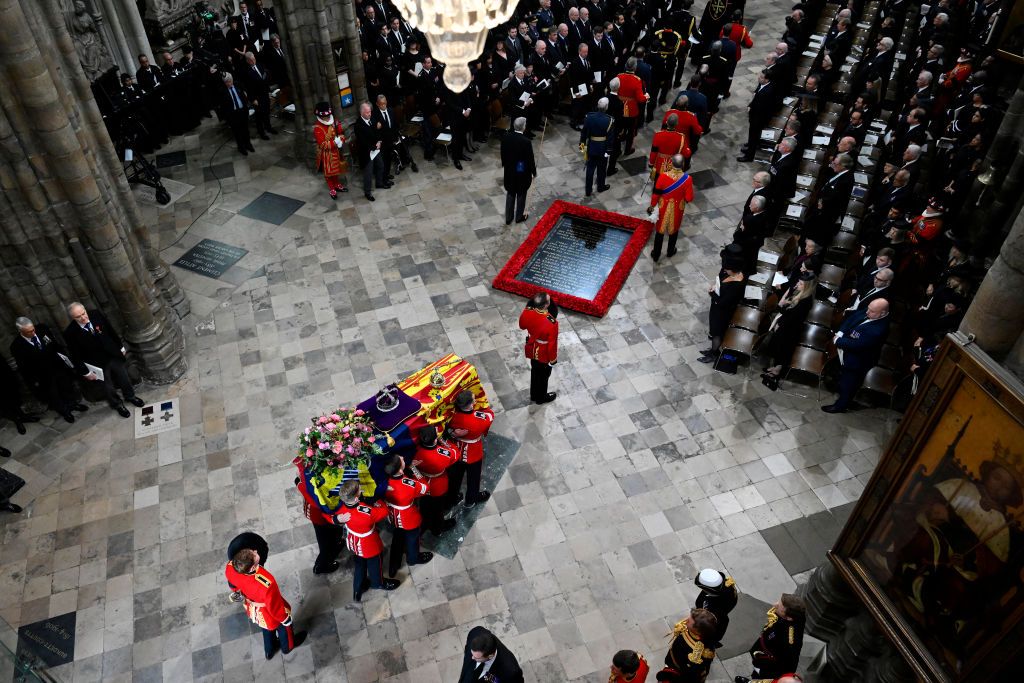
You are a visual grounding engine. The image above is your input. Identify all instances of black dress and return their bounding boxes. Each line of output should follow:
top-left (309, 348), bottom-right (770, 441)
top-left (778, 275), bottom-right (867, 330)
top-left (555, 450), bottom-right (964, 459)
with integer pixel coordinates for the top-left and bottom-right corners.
top-left (709, 277), bottom-right (745, 338)
top-left (766, 292), bottom-right (814, 366)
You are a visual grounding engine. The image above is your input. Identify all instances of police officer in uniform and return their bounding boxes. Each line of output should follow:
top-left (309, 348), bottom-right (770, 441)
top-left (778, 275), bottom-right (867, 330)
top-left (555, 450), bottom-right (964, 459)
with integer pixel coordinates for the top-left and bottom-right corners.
top-left (694, 568), bottom-right (739, 645)
top-left (580, 96), bottom-right (616, 196)
top-left (736, 594), bottom-right (805, 683)
top-left (518, 292), bottom-right (559, 404)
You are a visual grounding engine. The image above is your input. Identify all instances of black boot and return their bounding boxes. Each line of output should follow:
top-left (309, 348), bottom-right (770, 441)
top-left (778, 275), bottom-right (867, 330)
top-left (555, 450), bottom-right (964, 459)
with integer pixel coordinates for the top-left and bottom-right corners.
top-left (651, 233), bottom-right (664, 262)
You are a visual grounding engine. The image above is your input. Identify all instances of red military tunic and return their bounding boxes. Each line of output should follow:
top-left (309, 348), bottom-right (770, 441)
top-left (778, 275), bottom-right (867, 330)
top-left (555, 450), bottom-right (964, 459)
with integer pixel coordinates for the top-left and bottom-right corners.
top-left (225, 563), bottom-right (292, 630)
top-left (650, 169), bottom-right (695, 235)
top-left (448, 407), bottom-right (494, 464)
top-left (295, 477), bottom-right (331, 526)
top-left (610, 653), bottom-right (650, 682)
top-left (384, 476), bottom-right (429, 529)
top-left (660, 109), bottom-right (703, 148)
top-left (314, 120), bottom-right (349, 179)
top-left (908, 211), bottom-right (943, 244)
top-left (616, 72), bottom-right (649, 118)
top-left (412, 441), bottom-right (460, 497)
top-left (721, 24), bottom-right (753, 61)
top-left (649, 130), bottom-right (691, 177)
top-left (519, 307), bottom-right (559, 363)
top-left (339, 500), bottom-right (387, 558)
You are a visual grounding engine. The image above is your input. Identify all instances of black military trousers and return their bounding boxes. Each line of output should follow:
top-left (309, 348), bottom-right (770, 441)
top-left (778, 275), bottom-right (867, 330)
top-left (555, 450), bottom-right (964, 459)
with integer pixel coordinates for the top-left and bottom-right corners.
top-left (529, 359), bottom-right (552, 401)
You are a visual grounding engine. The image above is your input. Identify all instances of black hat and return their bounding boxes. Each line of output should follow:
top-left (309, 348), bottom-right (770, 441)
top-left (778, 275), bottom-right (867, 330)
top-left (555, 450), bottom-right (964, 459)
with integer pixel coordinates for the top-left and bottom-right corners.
top-left (315, 101), bottom-right (332, 119)
top-left (799, 271), bottom-right (817, 282)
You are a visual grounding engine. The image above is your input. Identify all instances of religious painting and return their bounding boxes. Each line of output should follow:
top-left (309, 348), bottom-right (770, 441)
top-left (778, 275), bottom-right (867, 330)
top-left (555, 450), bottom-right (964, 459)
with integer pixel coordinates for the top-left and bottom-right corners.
top-left (831, 334), bottom-right (1024, 682)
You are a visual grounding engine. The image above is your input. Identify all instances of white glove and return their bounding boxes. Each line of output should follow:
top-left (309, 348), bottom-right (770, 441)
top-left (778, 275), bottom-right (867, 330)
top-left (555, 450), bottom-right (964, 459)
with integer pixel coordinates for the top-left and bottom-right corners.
top-left (334, 136), bottom-right (343, 149)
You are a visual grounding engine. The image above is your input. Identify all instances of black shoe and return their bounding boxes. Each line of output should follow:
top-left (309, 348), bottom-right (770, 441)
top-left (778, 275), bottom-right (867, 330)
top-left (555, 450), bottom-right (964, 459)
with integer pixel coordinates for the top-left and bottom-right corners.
top-left (534, 392), bottom-right (557, 404)
top-left (459, 155), bottom-right (472, 162)
top-left (415, 552), bottom-right (434, 565)
top-left (515, 213), bottom-right (529, 223)
top-left (72, 404), bottom-right (88, 412)
top-left (265, 642), bottom-right (279, 660)
top-left (607, 167), bottom-right (618, 176)
top-left (570, 124), bottom-right (582, 131)
top-left (585, 191), bottom-right (592, 197)
top-left (697, 354), bottom-right (716, 364)
top-left (736, 155), bottom-right (754, 162)
top-left (115, 405), bottom-right (130, 418)
top-left (259, 134), bottom-right (270, 140)
top-left (0, 447), bottom-right (10, 458)
top-left (666, 248), bottom-right (677, 257)
top-left (238, 148), bottom-right (248, 156)
top-left (313, 560), bottom-right (341, 575)
top-left (597, 184), bottom-right (610, 192)
top-left (60, 412), bottom-right (75, 423)
top-left (700, 347), bottom-right (713, 355)
top-left (381, 579), bottom-right (401, 591)
top-left (386, 174), bottom-right (395, 181)
top-left (651, 251), bottom-right (660, 262)
top-left (735, 677), bottom-right (751, 683)
top-left (464, 490), bottom-right (491, 509)
top-left (15, 421), bottom-right (25, 435)
top-left (443, 492), bottom-right (464, 509)
top-left (377, 182), bottom-right (394, 189)
top-left (365, 193), bottom-right (375, 201)
top-left (411, 163), bottom-right (419, 172)
top-left (431, 518), bottom-right (458, 534)
top-left (247, 144), bottom-right (256, 152)
top-left (454, 161), bottom-right (463, 170)
top-left (821, 404), bottom-right (846, 414)
top-left (127, 396), bottom-right (145, 408)
top-left (1, 502), bottom-right (21, 513)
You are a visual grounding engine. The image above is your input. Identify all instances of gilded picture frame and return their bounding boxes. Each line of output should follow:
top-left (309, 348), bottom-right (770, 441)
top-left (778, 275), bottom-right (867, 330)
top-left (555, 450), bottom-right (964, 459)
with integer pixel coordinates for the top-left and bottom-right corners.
top-left (830, 333), bottom-right (1024, 682)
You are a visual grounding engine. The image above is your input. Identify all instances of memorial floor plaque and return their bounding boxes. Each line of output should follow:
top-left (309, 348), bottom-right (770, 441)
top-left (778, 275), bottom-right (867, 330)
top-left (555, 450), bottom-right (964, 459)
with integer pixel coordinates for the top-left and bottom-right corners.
top-left (515, 216), bottom-right (632, 300)
top-left (173, 239), bottom-right (248, 279)
top-left (17, 611), bottom-right (76, 668)
top-left (492, 200), bottom-right (654, 316)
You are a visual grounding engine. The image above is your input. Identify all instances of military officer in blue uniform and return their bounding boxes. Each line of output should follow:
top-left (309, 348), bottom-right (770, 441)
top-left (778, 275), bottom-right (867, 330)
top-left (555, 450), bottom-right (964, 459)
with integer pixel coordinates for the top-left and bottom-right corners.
top-left (579, 96), bottom-right (616, 197)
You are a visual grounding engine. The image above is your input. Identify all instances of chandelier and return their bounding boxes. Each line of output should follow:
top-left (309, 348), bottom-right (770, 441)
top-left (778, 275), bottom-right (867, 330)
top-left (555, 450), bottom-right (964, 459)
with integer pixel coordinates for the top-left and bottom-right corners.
top-left (391, 0), bottom-right (520, 92)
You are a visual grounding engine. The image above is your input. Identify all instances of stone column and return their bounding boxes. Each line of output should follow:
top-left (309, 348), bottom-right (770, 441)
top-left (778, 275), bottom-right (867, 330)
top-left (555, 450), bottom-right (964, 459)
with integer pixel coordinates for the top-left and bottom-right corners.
top-left (960, 201), bottom-right (1024, 361)
top-left (117, 0), bottom-right (153, 64)
top-left (335, 0), bottom-right (367, 104)
top-left (95, 0), bottom-right (135, 70)
top-left (0, 0), bottom-right (186, 383)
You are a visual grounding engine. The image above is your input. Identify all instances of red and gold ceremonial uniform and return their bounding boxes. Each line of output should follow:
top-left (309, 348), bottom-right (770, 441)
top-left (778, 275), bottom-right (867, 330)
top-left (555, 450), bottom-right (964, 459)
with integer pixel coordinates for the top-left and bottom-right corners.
top-left (650, 169), bottom-right (695, 235)
top-left (412, 440), bottom-right (460, 498)
top-left (384, 476), bottom-right (429, 529)
top-left (448, 407), bottom-right (494, 464)
top-left (610, 653), bottom-right (650, 682)
top-left (649, 129), bottom-right (691, 178)
top-left (340, 499), bottom-right (387, 558)
top-left (314, 119), bottom-right (349, 195)
top-left (935, 60), bottom-right (972, 114)
top-left (616, 72), bottom-right (650, 118)
top-left (908, 211), bottom-right (943, 244)
top-left (225, 561), bottom-right (300, 656)
top-left (519, 307), bottom-right (559, 364)
top-left (660, 109), bottom-right (703, 149)
top-left (721, 24), bottom-right (753, 61)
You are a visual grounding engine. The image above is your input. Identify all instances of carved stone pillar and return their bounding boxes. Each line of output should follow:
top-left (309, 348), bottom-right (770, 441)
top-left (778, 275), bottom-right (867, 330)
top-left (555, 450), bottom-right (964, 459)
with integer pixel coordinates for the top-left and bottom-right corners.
top-left (825, 612), bottom-right (887, 681)
top-left (801, 561), bottom-right (861, 643)
top-left (140, 0), bottom-right (191, 50)
top-left (0, 0), bottom-right (186, 382)
top-left (960, 201), bottom-right (1024, 361)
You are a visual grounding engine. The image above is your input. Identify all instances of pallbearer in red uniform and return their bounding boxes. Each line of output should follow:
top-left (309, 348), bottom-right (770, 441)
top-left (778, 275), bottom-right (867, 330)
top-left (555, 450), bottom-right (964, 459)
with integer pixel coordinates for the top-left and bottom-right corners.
top-left (616, 58), bottom-right (650, 155)
top-left (444, 390), bottom-right (494, 510)
top-left (647, 154), bottom-right (695, 262)
top-left (334, 480), bottom-right (400, 601)
top-left (225, 548), bottom-right (306, 660)
top-left (649, 114), bottom-right (691, 179)
top-left (313, 101), bottom-right (349, 199)
top-left (382, 454), bottom-right (434, 577)
top-left (295, 476), bottom-right (343, 574)
top-left (610, 649), bottom-right (650, 682)
top-left (518, 292), bottom-right (559, 404)
top-left (411, 425), bottom-right (459, 534)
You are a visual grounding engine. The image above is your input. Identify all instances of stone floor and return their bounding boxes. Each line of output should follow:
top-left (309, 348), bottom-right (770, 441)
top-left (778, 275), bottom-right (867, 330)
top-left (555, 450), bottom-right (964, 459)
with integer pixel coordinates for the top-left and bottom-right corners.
top-left (0, 1), bottom-right (902, 681)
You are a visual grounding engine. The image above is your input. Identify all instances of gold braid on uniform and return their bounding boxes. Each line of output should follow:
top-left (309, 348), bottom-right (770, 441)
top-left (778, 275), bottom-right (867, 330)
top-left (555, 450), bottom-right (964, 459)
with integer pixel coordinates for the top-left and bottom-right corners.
top-left (764, 607), bottom-right (778, 630)
top-left (667, 620), bottom-right (714, 665)
top-left (724, 576), bottom-right (735, 589)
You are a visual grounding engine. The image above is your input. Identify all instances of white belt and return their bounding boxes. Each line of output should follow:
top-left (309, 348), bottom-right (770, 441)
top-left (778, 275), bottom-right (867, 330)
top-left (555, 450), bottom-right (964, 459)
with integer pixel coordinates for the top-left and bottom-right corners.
top-left (347, 528), bottom-right (374, 537)
top-left (420, 471), bottom-right (442, 478)
top-left (459, 436), bottom-right (482, 443)
top-left (534, 339), bottom-right (549, 344)
top-left (388, 503), bottom-right (412, 510)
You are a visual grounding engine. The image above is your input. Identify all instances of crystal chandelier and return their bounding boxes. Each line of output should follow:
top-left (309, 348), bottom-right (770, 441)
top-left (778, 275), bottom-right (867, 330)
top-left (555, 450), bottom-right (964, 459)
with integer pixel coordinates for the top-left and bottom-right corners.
top-left (391, 0), bottom-right (520, 92)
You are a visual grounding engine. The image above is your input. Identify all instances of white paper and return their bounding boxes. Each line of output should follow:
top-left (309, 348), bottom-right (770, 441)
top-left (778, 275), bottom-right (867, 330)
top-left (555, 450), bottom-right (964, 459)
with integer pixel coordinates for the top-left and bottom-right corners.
top-left (760, 129), bottom-right (775, 141)
top-left (537, 79), bottom-right (549, 90)
top-left (783, 96), bottom-right (797, 106)
top-left (864, 133), bottom-right (879, 145)
top-left (519, 90), bottom-right (531, 103)
top-left (757, 249), bottom-right (780, 265)
top-left (124, 148), bottom-right (133, 162)
top-left (555, 61), bottom-right (565, 71)
top-left (577, 83), bottom-right (588, 96)
top-left (56, 352), bottom-right (73, 369)
top-left (802, 50), bottom-right (818, 58)
top-left (594, 71), bottom-right (602, 83)
top-left (370, 149), bottom-right (380, 160)
top-left (854, 172), bottom-right (869, 185)
top-left (803, 149), bottom-right (818, 160)
top-left (869, 120), bottom-right (887, 131)
top-left (744, 285), bottom-right (763, 300)
top-left (638, 30), bottom-right (647, 43)
top-left (842, 216), bottom-right (856, 230)
top-left (85, 363), bottom-right (105, 381)
top-left (436, 132), bottom-right (452, 142)
top-left (815, 125), bottom-right (834, 135)
top-left (501, 77), bottom-right (511, 90)
top-left (749, 271), bottom-right (770, 285)
top-left (261, 28), bottom-right (270, 41)
top-left (786, 205), bottom-right (803, 218)
top-left (840, 64), bottom-right (852, 73)
top-left (773, 272), bottom-right (789, 286)
top-left (793, 190), bottom-right (809, 202)
top-left (857, 155), bottom-right (874, 168)
top-left (410, 115), bottom-right (424, 122)
top-left (414, 62), bottom-right (423, 75)
top-left (812, 135), bottom-right (830, 146)
top-left (688, 34), bottom-right (699, 45)
top-left (796, 175), bottom-right (814, 188)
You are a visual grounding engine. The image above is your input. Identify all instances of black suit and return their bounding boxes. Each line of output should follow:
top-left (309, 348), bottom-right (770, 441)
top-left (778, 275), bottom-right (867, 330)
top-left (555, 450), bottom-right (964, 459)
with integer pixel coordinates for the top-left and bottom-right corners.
top-left (135, 65), bottom-right (164, 92)
top-left (458, 627), bottom-right (524, 683)
top-left (568, 55), bottom-right (594, 125)
top-left (825, 30), bottom-right (852, 60)
top-left (240, 63), bottom-right (273, 136)
top-left (808, 170), bottom-right (854, 245)
top-left (769, 151), bottom-right (799, 202)
top-left (371, 105), bottom-right (400, 174)
top-left (63, 310), bottom-right (137, 408)
top-left (733, 210), bottom-right (769, 274)
top-left (354, 115), bottom-right (385, 195)
top-left (259, 46), bottom-right (291, 87)
top-left (220, 82), bottom-right (254, 153)
top-left (500, 131), bottom-right (536, 223)
top-left (743, 81), bottom-right (777, 156)
top-left (10, 325), bottom-right (81, 415)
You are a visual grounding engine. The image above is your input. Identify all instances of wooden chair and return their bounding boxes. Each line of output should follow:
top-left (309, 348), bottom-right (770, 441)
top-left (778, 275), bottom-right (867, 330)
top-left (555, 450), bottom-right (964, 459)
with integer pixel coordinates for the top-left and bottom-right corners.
top-left (857, 366), bottom-right (902, 409)
top-left (797, 324), bottom-right (834, 351)
top-left (730, 306), bottom-right (763, 333)
top-left (878, 344), bottom-right (904, 372)
top-left (818, 263), bottom-right (846, 292)
top-left (715, 327), bottom-right (758, 372)
top-left (806, 300), bottom-right (836, 328)
top-left (784, 345), bottom-right (834, 398)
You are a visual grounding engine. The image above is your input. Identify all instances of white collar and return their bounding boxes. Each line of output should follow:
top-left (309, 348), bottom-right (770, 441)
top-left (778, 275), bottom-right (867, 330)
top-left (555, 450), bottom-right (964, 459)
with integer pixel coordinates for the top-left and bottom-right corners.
top-left (317, 115), bottom-right (334, 125)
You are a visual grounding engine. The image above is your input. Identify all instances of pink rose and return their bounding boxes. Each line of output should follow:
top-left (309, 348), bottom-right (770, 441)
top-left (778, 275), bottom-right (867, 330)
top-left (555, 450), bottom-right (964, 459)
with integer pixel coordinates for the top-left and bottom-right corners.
top-left (304, 427), bottom-right (311, 435)
top-left (368, 437), bottom-right (375, 443)
top-left (333, 442), bottom-right (344, 454)
top-left (331, 414), bottom-right (341, 421)
top-left (324, 423), bottom-right (335, 432)
top-left (306, 448), bottom-right (314, 456)
top-left (342, 426), bottom-right (350, 433)
top-left (354, 409), bottom-right (365, 416)
top-left (347, 445), bottom-right (356, 455)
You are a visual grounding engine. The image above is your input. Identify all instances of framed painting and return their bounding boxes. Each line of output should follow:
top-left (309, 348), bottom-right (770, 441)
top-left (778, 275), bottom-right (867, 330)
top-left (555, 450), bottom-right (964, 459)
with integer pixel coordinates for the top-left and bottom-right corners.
top-left (830, 333), bottom-right (1024, 682)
